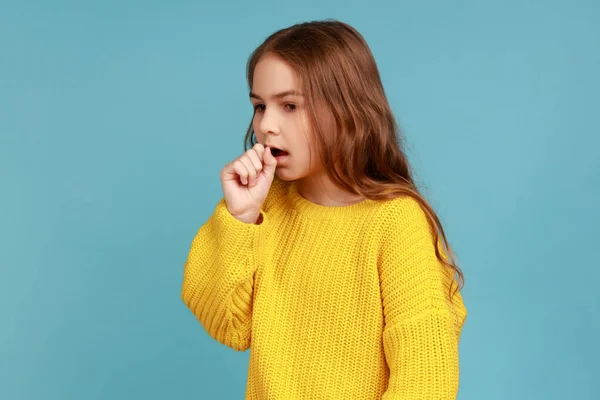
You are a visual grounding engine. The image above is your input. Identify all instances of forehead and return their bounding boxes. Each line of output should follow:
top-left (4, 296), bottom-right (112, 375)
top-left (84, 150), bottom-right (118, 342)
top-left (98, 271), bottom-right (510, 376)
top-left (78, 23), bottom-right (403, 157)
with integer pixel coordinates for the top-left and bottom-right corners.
top-left (252, 54), bottom-right (301, 94)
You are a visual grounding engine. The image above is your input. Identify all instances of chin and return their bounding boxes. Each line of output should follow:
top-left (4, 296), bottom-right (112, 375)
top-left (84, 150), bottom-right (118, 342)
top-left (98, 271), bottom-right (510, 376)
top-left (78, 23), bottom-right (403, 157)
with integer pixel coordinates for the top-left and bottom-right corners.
top-left (275, 168), bottom-right (302, 182)
top-left (274, 171), bottom-right (293, 181)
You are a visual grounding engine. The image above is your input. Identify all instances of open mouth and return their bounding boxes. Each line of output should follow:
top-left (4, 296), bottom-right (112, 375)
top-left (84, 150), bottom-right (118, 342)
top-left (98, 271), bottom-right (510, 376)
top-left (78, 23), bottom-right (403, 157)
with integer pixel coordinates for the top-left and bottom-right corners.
top-left (270, 147), bottom-right (289, 158)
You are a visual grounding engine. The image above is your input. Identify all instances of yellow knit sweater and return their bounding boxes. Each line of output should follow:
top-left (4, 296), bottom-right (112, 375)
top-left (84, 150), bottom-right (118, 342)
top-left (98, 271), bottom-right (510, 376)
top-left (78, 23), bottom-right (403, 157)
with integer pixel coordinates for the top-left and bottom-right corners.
top-left (181, 177), bottom-right (467, 399)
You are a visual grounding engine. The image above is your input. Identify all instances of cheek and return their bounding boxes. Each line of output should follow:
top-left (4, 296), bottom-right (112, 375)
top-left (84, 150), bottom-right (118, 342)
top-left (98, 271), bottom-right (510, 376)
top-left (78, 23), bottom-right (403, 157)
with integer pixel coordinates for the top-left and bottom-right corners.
top-left (252, 118), bottom-right (261, 138)
top-left (255, 134), bottom-right (265, 146)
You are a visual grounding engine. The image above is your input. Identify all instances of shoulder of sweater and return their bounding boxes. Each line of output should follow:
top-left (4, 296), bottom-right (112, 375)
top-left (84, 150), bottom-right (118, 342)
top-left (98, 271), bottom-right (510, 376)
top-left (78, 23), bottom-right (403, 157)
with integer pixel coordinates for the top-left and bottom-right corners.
top-left (379, 194), bottom-right (427, 221)
top-left (377, 194), bottom-right (430, 236)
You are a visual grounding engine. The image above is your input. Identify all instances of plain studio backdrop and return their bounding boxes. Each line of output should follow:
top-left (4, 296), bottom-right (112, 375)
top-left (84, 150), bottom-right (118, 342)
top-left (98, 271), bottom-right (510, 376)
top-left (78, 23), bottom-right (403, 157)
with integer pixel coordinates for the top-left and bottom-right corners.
top-left (1, 1), bottom-right (598, 399)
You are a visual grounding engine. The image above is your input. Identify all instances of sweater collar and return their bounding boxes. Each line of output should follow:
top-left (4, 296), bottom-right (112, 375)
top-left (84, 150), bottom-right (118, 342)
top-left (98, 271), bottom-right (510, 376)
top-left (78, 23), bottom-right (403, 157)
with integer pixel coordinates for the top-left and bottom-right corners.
top-left (285, 179), bottom-right (379, 220)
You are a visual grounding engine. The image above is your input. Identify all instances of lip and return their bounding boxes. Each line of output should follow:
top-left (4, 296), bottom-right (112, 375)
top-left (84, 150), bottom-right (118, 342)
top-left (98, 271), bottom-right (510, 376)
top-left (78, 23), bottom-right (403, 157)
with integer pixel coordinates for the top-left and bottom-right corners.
top-left (274, 153), bottom-right (289, 165)
top-left (266, 144), bottom-right (287, 152)
top-left (266, 145), bottom-right (289, 160)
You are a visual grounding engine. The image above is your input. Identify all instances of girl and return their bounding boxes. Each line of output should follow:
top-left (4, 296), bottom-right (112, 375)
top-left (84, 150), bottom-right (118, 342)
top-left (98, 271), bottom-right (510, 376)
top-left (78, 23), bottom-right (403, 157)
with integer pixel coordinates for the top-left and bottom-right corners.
top-left (182, 19), bottom-right (467, 400)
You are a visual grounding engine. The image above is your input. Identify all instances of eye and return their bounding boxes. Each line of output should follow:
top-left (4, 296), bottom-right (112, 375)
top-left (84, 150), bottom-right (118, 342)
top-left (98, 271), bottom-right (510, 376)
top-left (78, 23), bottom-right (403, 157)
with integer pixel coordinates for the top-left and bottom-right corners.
top-left (253, 104), bottom-right (265, 112)
top-left (285, 103), bottom-right (296, 111)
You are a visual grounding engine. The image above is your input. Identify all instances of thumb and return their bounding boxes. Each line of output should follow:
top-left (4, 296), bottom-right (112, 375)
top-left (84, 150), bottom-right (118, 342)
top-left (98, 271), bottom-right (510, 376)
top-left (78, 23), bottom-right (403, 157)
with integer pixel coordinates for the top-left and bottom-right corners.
top-left (262, 146), bottom-right (278, 178)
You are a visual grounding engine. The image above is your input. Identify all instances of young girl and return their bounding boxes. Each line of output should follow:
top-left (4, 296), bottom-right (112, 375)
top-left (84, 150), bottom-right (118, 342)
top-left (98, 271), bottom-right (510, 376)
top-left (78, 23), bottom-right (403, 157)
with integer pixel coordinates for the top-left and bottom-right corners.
top-left (182, 19), bottom-right (467, 400)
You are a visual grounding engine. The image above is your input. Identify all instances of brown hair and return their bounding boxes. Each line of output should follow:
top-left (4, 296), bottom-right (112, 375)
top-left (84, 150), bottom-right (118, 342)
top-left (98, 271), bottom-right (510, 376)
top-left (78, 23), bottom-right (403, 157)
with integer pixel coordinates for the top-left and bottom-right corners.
top-left (243, 19), bottom-right (465, 299)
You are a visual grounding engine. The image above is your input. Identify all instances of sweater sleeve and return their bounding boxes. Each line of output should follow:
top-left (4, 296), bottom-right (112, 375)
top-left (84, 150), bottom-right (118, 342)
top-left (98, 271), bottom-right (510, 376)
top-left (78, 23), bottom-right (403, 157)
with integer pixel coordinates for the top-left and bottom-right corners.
top-left (378, 197), bottom-right (467, 400)
top-left (181, 198), bottom-right (271, 351)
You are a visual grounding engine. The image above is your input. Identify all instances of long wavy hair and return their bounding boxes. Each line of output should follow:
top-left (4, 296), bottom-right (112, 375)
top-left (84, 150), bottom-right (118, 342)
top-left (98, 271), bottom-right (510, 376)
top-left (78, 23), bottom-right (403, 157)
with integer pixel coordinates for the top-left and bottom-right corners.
top-left (243, 19), bottom-right (465, 299)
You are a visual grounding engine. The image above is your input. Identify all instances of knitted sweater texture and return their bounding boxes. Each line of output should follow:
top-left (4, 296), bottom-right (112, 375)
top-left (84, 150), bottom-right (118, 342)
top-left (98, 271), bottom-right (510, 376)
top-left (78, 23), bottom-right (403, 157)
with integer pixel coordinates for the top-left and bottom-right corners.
top-left (181, 177), bottom-right (467, 399)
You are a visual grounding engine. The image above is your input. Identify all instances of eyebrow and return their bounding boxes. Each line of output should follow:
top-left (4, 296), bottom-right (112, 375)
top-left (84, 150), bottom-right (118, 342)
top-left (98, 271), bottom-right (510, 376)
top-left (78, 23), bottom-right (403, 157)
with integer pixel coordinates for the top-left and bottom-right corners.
top-left (249, 90), bottom-right (304, 100)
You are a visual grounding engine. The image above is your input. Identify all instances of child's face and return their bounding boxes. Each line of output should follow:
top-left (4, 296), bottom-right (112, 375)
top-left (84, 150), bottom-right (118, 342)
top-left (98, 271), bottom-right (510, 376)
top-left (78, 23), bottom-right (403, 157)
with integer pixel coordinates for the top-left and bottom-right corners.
top-left (250, 54), bottom-right (322, 181)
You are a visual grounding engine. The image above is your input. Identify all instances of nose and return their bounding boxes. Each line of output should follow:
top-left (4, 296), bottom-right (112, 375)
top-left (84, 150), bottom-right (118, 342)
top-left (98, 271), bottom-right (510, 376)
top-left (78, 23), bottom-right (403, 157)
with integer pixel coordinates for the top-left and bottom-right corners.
top-left (257, 108), bottom-right (280, 136)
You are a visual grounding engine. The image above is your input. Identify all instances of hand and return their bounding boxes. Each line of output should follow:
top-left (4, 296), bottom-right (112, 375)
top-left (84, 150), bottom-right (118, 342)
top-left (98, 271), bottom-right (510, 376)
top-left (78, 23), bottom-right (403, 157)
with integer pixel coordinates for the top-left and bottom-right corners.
top-left (220, 143), bottom-right (278, 223)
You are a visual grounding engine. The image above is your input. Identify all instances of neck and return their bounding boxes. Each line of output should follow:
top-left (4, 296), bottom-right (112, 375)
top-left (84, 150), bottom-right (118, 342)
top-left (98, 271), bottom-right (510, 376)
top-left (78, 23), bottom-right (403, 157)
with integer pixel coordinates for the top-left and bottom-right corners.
top-left (295, 173), bottom-right (365, 207)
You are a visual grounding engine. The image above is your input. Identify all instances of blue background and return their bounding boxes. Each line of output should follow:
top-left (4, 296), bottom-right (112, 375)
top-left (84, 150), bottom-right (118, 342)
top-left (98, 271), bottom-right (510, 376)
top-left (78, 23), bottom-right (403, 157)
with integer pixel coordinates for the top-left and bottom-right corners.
top-left (1, 1), bottom-right (598, 399)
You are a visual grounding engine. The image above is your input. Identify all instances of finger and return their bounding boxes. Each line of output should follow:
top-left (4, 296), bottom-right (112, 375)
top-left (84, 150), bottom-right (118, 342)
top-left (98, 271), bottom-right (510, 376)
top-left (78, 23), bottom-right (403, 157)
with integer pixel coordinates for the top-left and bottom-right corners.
top-left (232, 160), bottom-right (249, 185)
top-left (221, 161), bottom-right (243, 181)
top-left (239, 156), bottom-right (256, 184)
top-left (247, 148), bottom-right (263, 173)
top-left (221, 162), bottom-right (236, 180)
top-left (262, 146), bottom-right (278, 175)
top-left (253, 143), bottom-right (265, 158)
top-left (246, 151), bottom-right (263, 187)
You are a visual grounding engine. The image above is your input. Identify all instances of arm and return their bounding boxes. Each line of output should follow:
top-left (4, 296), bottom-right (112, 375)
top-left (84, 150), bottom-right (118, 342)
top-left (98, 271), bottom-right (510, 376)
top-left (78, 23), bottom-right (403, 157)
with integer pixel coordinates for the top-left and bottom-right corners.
top-left (379, 197), bottom-right (467, 399)
top-left (181, 198), bottom-right (270, 351)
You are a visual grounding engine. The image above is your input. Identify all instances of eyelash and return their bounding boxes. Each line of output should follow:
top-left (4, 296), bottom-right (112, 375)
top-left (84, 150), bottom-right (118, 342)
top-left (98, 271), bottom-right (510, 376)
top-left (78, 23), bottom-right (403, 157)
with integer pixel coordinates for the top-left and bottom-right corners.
top-left (254, 104), bottom-right (297, 112)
